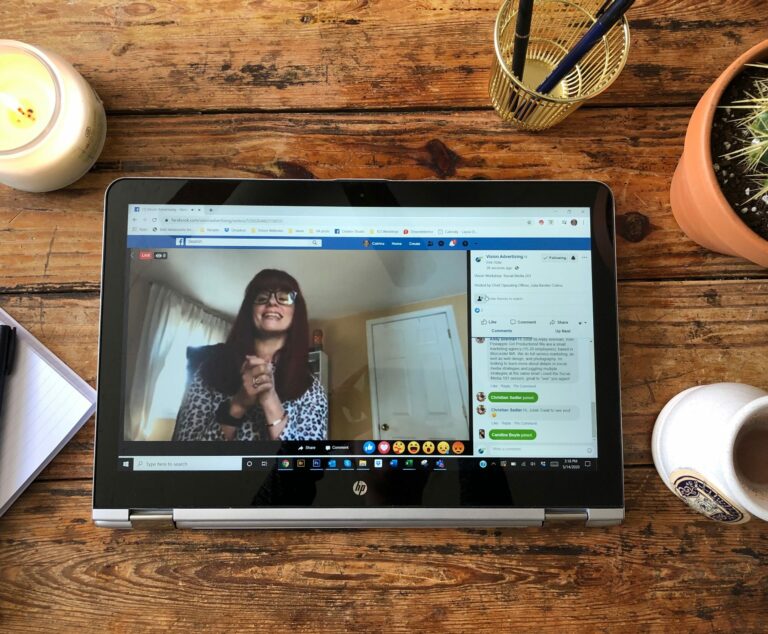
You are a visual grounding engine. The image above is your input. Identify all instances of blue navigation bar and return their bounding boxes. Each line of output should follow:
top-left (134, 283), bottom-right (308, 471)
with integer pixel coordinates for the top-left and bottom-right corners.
top-left (127, 236), bottom-right (591, 250)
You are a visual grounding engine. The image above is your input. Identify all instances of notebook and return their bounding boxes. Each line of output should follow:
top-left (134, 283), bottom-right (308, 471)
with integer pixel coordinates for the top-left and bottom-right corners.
top-left (0, 307), bottom-right (96, 517)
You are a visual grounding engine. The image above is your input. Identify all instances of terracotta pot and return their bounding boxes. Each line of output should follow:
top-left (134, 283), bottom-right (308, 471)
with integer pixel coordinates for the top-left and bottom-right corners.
top-left (670, 39), bottom-right (768, 267)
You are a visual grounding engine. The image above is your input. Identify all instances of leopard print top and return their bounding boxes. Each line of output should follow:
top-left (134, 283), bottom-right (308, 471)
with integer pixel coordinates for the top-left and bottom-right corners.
top-left (172, 368), bottom-right (328, 441)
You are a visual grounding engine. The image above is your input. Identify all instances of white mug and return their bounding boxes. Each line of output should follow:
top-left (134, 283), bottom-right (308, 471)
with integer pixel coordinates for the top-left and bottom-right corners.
top-left (652, 383), bottom-right (768, 523)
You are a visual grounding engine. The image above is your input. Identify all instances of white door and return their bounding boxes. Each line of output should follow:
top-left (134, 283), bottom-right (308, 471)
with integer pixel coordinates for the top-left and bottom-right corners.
top-left (367, 307), bottom-right (468, 440)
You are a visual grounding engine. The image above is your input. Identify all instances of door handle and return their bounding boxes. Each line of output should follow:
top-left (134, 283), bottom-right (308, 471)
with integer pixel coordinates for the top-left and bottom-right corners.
top-left (380, 423), bottom-right (390, 431)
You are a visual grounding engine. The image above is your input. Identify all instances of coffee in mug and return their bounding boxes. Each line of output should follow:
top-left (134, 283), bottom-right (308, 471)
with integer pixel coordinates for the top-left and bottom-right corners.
top-left (652, 383), bottom-right (768, 523)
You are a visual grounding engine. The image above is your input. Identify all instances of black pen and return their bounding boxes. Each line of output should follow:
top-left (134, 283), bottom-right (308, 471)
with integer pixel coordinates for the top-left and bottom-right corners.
top-left (594, 0), bottom-right (613, 18)
top-left (0, 325), bottom-right (17, 417)
top-left (511, 0), bottom-right (535, 81)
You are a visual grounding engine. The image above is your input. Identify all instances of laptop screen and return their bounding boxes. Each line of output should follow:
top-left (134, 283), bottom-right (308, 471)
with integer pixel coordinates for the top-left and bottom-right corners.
top-left (120, 203), bottom-right (597, 474)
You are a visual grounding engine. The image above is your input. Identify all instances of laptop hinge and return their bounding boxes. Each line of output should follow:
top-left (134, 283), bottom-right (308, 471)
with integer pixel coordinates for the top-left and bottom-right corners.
top-left (544, 509), bottom-right (589, 524)
top-left (129, 510), bottom-right (175, 529)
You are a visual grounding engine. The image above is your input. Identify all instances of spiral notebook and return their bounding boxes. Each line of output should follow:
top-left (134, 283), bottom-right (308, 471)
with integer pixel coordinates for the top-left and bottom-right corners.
top-left (0, 307), bottom-right (96, 517)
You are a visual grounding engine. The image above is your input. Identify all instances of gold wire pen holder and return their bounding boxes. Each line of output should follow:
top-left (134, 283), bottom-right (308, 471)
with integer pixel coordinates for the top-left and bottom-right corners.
top-left (489, 0), bottom-right (630, 130)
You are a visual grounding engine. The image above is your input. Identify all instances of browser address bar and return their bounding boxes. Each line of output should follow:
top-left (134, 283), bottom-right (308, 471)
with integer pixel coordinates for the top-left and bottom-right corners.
top-left (184, 238), bottom-right (322, 247)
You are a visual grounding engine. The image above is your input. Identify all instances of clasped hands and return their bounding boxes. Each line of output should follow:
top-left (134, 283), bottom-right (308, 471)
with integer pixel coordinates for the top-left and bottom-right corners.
top-left (231, 355), bottom-right (278, 414)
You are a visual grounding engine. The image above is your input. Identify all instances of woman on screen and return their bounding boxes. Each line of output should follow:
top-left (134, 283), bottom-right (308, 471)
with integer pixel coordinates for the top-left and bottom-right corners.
top-left (172, 269), bottom-right (328, 441)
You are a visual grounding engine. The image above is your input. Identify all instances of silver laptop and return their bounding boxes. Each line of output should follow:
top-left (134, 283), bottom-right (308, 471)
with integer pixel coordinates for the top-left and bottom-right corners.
top-left (93, 178), bottom-right (623, 528)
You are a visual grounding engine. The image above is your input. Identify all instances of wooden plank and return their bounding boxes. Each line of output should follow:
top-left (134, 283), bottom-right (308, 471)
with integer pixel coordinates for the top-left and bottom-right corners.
top-left (0, 471), bottom-right (765, 632)
top-left (2, 0), bottom-right (765, 111)
top-left (619, 279), bottom-right (768, 466)
top-left (2, 278), bottom-right (767, 479)
top-left (1, 108), bottom-right (765, 294)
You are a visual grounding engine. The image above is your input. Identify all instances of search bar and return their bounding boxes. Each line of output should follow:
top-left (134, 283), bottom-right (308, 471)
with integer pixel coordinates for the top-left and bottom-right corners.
top-left (184, 238), bottom-right (322, 248)
top-left (131, 456), bottom-right (242, 471)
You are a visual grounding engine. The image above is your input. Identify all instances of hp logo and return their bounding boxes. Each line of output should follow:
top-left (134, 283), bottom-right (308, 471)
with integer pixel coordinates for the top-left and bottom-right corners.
top-left (352, 480), bottom-right (368, 496)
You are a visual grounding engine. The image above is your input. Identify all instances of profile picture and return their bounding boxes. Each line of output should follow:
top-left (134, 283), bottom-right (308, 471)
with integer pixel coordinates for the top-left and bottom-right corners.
top-left (476, 391), bottom-right (486, 402)
top-left (478, 428), bottom-right (486, 439)
top-left (476, 404), bottom-right (486, 415)
top-left (475, 337), bottom-right (485, 344)
top-left (570, 219), bottom-right (578, 226)
top-left (475, 256), bottom-right (482, 262)
top-left (363, 239), bottom-right (371, 247)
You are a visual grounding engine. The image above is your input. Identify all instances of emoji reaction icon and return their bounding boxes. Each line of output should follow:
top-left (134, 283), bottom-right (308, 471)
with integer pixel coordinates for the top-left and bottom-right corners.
top-left (437, 441), bottom-right (450, 455)
top-left (451, 441), bottom-right (465, 455)
top-left (422, 441), bottom-right (435, 454)
top-left (392, 441), bottom-right (406, 454)
top-left (407, 441), bottom-right (421, 454)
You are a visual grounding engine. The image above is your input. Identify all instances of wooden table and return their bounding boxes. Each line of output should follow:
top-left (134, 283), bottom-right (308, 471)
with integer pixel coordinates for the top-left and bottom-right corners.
top-left (1, 1), bottom-right (766, 630)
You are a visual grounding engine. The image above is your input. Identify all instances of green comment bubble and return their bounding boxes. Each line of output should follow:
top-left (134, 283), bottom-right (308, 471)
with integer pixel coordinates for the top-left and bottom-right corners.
top-left (488, 392), bottom-right (538, 403)
top-left (489, 429), bottom-right (537, 440)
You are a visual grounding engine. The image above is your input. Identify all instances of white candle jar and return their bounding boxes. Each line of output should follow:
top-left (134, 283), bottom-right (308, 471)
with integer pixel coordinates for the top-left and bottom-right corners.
top-left (0, 40), bottom-right (107, 192)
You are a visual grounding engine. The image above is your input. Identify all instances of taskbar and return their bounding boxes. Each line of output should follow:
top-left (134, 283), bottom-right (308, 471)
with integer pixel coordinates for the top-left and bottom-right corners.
top-left (117, 456), bottom-right (597, 473)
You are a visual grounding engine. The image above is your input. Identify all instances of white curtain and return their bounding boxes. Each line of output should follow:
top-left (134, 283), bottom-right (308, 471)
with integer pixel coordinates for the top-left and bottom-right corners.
top-left (127, 283), bottom-right (231, 441)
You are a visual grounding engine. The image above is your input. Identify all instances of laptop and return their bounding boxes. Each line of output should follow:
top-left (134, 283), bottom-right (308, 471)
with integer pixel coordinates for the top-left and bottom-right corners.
top-left (93, 179), bottom-right (623, 528)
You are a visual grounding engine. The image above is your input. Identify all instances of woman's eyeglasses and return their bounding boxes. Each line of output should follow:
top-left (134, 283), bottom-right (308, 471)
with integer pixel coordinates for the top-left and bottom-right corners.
top-left (253, 290), bottom-right (297, 306)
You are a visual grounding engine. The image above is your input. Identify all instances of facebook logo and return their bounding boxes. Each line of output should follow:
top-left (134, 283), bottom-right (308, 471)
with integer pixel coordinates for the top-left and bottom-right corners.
top-left (175, 238), bottom-right (184, 246)
top-left (133, 206), bottom-right (140, 212)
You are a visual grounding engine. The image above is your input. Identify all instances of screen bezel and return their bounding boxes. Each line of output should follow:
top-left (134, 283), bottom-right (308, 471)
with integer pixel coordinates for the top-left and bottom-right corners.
top-left (94, 178), bottom-right (623, 511)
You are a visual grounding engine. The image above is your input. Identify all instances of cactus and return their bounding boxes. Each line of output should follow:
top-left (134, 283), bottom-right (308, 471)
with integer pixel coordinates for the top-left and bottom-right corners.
top-left (722, 63), bottom-right (768, 203)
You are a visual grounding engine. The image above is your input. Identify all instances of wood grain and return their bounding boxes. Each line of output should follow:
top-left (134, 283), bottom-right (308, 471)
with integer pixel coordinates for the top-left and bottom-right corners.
top-left (0, 472), bottom-right (765, 633)
top-left (619, 279), bottom-right (768, 466)
top-left (3, 277), bottom-right (767, 479)
top-left (1, 0), bottom-right (765, 112)
top-left (2, 2), bottom-right (767, 631)
top-left (1, 108), bottom-right (765, 295)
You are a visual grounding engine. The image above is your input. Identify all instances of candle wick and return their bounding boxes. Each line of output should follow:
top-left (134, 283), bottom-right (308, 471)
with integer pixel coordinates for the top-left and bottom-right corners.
top-left (1, 92), bottom-right (36, 123)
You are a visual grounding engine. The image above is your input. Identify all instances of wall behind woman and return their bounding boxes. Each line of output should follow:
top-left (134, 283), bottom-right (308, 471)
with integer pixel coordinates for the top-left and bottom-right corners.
top-left (310, 293), bottom-right (468, 440)
top-left (124, 277), bottom-right (152, 410)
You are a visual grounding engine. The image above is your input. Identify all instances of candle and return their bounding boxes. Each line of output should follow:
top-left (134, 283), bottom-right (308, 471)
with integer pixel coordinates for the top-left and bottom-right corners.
top-left (0, 40), bottom-right (106, 192)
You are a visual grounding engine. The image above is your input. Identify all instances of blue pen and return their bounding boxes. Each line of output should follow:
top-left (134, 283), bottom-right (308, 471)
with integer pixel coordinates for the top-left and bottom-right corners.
top-left (536, 0), bottom-right (634, 95)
